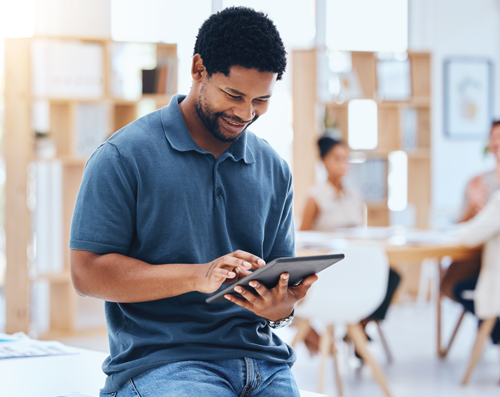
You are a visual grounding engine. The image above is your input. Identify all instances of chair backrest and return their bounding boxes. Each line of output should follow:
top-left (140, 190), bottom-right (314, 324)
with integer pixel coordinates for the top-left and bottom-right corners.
top-left (295, 244), bottom-right (389, 324)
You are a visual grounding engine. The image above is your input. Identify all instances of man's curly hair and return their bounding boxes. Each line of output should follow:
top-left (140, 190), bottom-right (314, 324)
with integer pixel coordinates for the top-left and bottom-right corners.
top-left (194, 7), bottom-right (287, 80)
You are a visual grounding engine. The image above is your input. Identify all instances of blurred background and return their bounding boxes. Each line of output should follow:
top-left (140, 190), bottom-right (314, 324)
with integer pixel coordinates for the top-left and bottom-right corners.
top-left (1, 1), bottom-right (500, 396)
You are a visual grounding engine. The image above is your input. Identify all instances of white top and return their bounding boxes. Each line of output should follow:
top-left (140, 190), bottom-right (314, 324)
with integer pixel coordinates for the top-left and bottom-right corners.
top-left (307, 181), bottom-right (365, 231)
top-left (455, 190), bottom-right (500, 319)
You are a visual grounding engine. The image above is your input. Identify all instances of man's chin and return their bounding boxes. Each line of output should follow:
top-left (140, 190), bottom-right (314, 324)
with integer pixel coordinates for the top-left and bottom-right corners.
top-left (211, 128), bottom-right (245, 144)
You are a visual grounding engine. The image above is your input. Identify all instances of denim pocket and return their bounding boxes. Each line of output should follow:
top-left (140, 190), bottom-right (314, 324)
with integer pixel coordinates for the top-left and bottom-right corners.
top-left (99, 391), bottom-right (117, 397)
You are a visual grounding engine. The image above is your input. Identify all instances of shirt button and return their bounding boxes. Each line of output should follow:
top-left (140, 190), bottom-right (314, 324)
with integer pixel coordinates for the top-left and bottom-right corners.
top-left (216, 164), bottom-right (220, 170)
top-left (216, 188), bottom-right (221, 197)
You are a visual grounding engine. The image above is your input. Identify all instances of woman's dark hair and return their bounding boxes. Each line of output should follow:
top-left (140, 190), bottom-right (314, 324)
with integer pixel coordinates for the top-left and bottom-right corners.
top-left (318, 136), bottom-right (344, 159)
top-left (193, 7), bottom-right (287, 80)
top-left (491, 120), bottom-right (500, 130)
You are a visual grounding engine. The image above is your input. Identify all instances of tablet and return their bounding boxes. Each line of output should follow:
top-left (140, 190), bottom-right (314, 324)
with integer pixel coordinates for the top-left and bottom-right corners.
top-left (205, 253), bottom-right (344, 304)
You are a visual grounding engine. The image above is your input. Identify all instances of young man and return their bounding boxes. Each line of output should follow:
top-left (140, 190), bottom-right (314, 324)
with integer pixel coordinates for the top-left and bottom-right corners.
top-left (70, 7), bottom-right (317, 397)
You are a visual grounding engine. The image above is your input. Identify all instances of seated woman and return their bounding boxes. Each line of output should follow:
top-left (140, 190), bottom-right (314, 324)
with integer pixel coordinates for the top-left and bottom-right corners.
top-left (448, 126), bottom-right (500, 344)
top-left (453, 190), bottom-right (500, 344)
top-left (441, 121), bottom-right (500, 311)
top-left (300, 135), bottom-right (401, 355)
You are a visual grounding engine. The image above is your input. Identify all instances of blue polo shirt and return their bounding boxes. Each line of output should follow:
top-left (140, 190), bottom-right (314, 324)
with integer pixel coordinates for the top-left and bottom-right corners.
top-left (70, 95), bottom-right (296, 392)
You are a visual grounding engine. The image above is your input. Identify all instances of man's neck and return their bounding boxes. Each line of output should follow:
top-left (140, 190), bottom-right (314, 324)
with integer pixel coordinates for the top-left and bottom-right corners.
top-left (178, 93), bottom-right (231, 159)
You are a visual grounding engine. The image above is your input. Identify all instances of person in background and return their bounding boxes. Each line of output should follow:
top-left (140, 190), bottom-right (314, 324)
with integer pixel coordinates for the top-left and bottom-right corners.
top-left (441, 121), bottom-right (500, 308)
top-left (453, 189), bottom-right (500, 345)
top-left (299, 135), bottom-right (401, 355)
top-left (458, 120), bottom-right (500, 223)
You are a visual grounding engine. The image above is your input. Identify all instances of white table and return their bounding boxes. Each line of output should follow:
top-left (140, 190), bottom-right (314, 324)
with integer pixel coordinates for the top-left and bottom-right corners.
top-left (1, 346), bottom-right (325, 397)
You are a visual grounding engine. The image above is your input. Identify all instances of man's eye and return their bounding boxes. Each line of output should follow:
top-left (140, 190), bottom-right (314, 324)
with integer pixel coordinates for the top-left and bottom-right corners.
top-left (226, 93), bottom-right (241, 100)
top-left (254, 98), bottom-right (268, 103)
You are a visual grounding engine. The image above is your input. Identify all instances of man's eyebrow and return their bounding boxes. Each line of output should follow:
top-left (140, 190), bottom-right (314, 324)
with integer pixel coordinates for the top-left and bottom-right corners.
top-left (223, 87), bottom-right (271, 99)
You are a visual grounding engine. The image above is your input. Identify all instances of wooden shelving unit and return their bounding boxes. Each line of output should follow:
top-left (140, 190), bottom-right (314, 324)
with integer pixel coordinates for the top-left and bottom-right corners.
top-left (4, 36), bottom-right (177, 337)
top-left (292, 49), bottom-right (432, 228)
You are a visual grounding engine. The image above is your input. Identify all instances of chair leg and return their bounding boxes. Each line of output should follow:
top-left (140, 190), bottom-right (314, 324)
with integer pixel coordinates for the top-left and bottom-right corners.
top-left (347, 323), bottom-right (392, 397)
top-left (440, 309), bottom-right (466, 359)
top-left (329, 325), bottom-right (343, 396)
top-left (318, 325), bottom-right (332, 394)
top-left (291, 317), bottom-right (311, 348)
top-left (375, 321), bottom-right (393, 364)
top-left (461, 317), bottom-right (497, 385)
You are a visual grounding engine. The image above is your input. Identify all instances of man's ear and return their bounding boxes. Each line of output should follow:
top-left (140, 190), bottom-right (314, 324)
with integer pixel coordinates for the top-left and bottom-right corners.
top-left (191, 54), bottom-right (206, 83)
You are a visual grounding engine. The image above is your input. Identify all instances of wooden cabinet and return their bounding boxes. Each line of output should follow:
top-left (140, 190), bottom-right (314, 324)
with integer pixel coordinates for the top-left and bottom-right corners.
top-left (4, 37), bottom-right (177, 337)
top-left (292, 49), bottom-right (432, 228)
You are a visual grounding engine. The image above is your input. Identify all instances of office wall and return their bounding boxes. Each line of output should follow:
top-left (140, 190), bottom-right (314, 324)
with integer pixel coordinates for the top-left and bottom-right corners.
top-left (409, 0), bottom-right (500, 224)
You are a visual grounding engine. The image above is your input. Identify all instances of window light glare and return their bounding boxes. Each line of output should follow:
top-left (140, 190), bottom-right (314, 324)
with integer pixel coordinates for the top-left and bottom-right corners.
top-left (388, 151), bottom-right (408, 211)
top-left (0, 0), bottom-right (36, 38)
top-left (348, 99), bottom-right (378, 150)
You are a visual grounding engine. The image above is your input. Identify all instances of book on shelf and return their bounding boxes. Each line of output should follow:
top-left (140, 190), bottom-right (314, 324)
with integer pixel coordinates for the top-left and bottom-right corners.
top-left (345, 158), bottom-right (387, 203)
top-left (31, 39), bottom-right (104, 99)
top-left (376, 59), bottom-right (411, 101)
top-left (401, 107), bottom-right (418, 150)
top-left (141, 61), bottom-right (174, 95)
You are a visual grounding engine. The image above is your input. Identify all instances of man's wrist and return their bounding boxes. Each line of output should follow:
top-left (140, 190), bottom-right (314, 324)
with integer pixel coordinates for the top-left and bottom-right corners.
top-left (267, 309), bottom-right (294, 329)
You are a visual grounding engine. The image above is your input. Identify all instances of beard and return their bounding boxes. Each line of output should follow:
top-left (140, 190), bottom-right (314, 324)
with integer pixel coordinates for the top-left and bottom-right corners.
top-left (194, 89), bottom-right (258, 143)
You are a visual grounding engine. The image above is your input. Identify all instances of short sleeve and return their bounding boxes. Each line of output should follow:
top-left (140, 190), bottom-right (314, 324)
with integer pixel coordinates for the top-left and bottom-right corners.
top-left (70, 142), bottom-right (137, 255)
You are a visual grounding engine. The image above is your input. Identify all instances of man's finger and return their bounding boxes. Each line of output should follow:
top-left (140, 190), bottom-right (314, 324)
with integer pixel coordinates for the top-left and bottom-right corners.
top-left (231, 250), bottom-right (266, 269)
top-left (278, 273), bottom-right (289, 299)
top-left (290, 274), bottom-right (318, 299)
top-left (234, 286), bottom-right (260, 304)
top-left (224, 293), bottom-right (252, 309)
top-left (249, 281), bottom-right (272, 300)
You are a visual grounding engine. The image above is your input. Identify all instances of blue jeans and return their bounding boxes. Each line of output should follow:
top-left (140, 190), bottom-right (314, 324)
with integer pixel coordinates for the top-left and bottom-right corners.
top-left (100, 358), bottom-right (300, 397)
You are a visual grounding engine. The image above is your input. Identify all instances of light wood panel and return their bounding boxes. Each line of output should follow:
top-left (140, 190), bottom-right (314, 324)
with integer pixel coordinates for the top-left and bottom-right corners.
top-left (292, 49), bottom-right (318, 216)
top-left (408, 157), bottom-right (431, 228)
top-left (409, 52), bottom-right (431, 99)
top-left (4, 38), bottom-right (32, 334)
top-left (352, 52), bottom-right (376, 98)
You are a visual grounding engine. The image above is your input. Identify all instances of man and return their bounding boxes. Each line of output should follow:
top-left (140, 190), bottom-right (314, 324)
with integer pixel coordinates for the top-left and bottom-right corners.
top-left (70, 6), bottom-right (317, 397)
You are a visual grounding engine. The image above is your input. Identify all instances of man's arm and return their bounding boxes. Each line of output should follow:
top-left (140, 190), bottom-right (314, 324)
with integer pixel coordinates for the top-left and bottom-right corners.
top-left (71, 249), bottom-right (264, 303)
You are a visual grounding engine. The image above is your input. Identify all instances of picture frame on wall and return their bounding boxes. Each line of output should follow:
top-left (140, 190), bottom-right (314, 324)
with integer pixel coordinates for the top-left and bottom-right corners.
top-left (444, 58), bottom-right (493, 139)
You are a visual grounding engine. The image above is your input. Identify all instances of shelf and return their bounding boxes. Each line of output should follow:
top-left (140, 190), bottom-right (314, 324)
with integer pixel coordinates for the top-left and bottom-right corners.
top-left (34, 156), bottom-right (88, 166)
top-left (325, 96), bottom-right (431, 108)
top-left (30, 271), bottom-right (71, 284)
top-left (366, 201), bottom-right (388, 208)
top-left (37, 325), bottom-right (108, 341)
top-left (5, 36), bottom-right (178, 337)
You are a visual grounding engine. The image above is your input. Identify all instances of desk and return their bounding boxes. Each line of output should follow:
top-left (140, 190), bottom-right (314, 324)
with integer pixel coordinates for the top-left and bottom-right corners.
top-left (1, 346), bottom-right (325, 397)
top-left (296, 229), bottom-right (482, 357)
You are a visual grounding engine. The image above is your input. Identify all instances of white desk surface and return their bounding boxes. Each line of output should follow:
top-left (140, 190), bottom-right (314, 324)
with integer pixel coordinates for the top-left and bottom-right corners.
top-left (1, 346), bottom-right (324, 397)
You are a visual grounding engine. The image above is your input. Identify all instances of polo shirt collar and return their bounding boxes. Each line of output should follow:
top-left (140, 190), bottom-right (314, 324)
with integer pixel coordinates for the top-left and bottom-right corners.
top-left (161, 94), bottom-right (255, 164)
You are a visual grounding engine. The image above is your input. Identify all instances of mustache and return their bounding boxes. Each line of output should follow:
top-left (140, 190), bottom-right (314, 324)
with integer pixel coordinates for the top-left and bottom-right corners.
top-left (221, 113), bottom-right (258, 125)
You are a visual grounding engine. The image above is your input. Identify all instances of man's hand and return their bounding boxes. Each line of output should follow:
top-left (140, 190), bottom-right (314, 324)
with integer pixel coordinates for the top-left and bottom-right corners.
top-left (224, 272), bottom-right (318, 321)
top-left (196, 250), bottom-right (265, 294)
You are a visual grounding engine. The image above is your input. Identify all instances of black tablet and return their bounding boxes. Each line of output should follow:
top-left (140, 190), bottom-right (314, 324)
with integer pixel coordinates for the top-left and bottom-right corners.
top-left (205, 253), bottom-right (344, 304)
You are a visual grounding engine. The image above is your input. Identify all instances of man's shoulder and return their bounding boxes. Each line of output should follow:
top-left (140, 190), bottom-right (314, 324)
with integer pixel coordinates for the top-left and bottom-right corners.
top-left (106, 109), bottom-right (164, 153)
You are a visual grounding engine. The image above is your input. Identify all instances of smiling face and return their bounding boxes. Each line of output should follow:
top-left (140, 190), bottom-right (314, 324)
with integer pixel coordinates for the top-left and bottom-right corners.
top-left (323, 143), bottom-right (349, 181)
top-left (194, 66), bottom-right (277, 143)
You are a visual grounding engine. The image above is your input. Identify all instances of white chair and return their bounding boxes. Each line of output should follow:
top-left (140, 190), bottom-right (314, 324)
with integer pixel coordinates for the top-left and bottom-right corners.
top-left (292, 245), bottom-right (392, 397)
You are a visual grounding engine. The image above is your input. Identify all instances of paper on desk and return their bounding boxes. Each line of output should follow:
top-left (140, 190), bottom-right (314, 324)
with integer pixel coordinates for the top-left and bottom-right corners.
top-left (0, 334), bottom-right (78, 359)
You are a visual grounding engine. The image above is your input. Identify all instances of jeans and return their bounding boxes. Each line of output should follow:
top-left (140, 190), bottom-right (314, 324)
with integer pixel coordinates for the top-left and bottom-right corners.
top-left (453, 276), bottom-right (500, 344)
top-left (100, 358), bottom-right (300, 397)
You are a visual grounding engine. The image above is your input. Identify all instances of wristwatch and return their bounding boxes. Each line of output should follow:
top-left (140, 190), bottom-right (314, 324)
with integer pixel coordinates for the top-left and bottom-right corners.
top-left (267, 310), bottom-right (295, 329)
